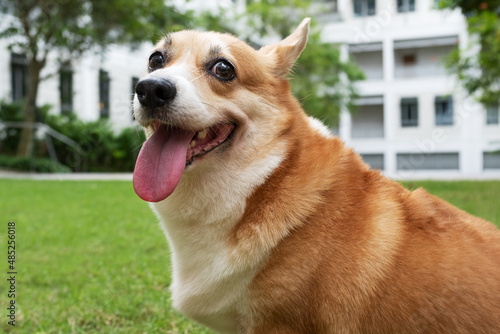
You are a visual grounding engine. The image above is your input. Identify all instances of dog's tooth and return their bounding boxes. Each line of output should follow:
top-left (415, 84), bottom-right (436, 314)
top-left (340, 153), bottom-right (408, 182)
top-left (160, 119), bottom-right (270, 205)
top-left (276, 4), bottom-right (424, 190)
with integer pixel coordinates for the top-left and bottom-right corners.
top-left (197, 129), bottom-right (208, 140)
top-left (189, 140), bottom-right (195, 149)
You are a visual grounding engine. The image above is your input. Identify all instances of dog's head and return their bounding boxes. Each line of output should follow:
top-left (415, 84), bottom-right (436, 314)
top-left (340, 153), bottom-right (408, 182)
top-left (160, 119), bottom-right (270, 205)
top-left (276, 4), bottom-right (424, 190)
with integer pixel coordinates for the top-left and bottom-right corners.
top-left (133, 19), bottom-right (310, 202)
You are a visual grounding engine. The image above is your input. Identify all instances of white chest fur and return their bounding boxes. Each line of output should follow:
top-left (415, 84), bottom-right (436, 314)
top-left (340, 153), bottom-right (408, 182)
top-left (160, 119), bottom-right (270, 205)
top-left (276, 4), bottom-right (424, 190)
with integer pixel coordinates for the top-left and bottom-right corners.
top-left (150, 149), bottom-right (285, 333)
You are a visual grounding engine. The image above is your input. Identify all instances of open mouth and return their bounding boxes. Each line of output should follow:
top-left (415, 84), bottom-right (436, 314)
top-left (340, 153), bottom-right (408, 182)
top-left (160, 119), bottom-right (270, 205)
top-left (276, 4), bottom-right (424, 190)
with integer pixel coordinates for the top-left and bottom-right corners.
top-left (150, 121), bottom-right (235, 166)
top-left (187, 123), bottom-right (235, 166)
top-left (133, 120), bottom-right (235, 202)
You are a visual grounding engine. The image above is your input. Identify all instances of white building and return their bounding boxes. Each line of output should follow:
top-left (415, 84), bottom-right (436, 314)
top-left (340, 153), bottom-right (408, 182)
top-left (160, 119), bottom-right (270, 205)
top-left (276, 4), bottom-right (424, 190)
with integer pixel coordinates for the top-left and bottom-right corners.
top-left (0, 36), bottom-right (151, 130)
top-left (321, 0), bottom-right (500, 178)
top-left (1, 0), bottom-right (499, 178)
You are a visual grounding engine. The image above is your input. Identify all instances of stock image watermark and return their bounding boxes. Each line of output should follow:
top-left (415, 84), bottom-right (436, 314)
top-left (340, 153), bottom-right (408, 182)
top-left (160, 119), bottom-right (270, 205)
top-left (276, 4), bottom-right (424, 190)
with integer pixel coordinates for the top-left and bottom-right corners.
top-left (6, 221), bottom-right (17, 327)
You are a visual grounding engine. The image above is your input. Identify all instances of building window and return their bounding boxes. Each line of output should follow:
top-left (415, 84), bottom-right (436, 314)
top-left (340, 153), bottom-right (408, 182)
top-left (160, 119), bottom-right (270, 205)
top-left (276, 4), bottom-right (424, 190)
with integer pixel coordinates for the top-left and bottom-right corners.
top-left (435, 96), bottom-right (453, 126)
top-left (401, 97), bottom-right (418, 127)
top-left (397, 0), bottom-right (415, 12)
top-left (361, 153), bottom-right (384, 170)
top-left (60, 68), bottom-right (73, 115)
top-left (402, 54), bottom-right (416, 66)
top-left (397, 153), bottom-right (459, 170)
top-left (99, 70), bottom-right (110, 119)
top-left (351, 99), bottom-right (384, 138)
top-left (484, 152), bottom-right (500, 169)
top-left (486, 104), bottom-right (499, 125)
top-left (11, 53), bottom-right (28, 101)
top-left (354, 0), bottom-right (376, 17)
top-left (131, 76), bottom-right (139, 121)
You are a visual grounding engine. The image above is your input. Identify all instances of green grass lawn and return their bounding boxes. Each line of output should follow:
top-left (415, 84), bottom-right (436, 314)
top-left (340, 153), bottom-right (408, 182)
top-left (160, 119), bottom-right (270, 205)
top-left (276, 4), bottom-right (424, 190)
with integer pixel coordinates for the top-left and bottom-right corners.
top-left (0, 179), bottom-right (214, 334)
top-left (0, 179), bottom-right (499, 333)
top-left (401, 180), bottom-right (500, 226)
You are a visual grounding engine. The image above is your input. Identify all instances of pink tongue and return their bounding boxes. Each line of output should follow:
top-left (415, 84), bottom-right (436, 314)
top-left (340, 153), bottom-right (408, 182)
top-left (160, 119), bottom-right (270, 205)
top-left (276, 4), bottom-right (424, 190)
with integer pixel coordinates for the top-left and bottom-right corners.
top-left (133, 125), bottom-right (194, 202)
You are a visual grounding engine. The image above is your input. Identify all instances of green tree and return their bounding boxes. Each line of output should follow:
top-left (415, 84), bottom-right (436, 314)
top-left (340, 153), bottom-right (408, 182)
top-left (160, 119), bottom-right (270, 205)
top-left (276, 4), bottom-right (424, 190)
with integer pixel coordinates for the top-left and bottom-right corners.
top-left (201, 0), bottom-right (364, 126)
top-left (0, 0), bottom-right (191, 157)
top-left (440, 0), bottom-right (500, 105)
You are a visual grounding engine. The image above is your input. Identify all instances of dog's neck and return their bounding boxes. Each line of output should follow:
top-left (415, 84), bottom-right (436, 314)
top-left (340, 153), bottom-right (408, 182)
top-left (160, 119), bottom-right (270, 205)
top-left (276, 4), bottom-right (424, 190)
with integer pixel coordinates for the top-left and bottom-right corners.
top-left (149, 110), bottom-right (366, 331)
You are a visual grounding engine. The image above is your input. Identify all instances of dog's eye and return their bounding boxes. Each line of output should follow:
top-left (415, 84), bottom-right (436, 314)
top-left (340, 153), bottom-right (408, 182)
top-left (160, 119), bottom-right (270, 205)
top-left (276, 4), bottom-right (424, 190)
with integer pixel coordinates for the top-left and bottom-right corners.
top-left (148, 52), bottom-right (165, 72)
top-left (211, 60), bottom-right (235, 81)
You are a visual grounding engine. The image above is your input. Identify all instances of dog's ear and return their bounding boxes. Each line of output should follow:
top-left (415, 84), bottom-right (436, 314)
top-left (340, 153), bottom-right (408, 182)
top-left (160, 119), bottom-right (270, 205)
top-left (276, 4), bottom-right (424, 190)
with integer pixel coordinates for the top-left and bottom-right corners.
top-left (258, 18), bottom-right (310, 77)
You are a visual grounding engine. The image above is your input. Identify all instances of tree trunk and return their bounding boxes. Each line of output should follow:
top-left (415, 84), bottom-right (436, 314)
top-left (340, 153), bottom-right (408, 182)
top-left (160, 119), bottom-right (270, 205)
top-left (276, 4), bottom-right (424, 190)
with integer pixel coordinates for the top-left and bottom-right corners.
top-left (16, 59), bottom-right (42, 157)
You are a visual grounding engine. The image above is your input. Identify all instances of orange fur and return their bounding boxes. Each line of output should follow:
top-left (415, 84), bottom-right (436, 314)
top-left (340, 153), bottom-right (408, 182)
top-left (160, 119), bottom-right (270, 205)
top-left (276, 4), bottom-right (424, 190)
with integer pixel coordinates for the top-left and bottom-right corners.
top-left (135, 19), bottom-right (500, 334)
top-left (235, 109), bottom-right (500, 333)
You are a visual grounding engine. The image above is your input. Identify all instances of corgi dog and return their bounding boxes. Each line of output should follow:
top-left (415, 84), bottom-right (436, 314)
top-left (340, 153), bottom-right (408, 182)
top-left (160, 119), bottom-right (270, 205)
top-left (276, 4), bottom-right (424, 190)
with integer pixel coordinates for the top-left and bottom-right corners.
top-left (132, 18), bottom-right (500, 334)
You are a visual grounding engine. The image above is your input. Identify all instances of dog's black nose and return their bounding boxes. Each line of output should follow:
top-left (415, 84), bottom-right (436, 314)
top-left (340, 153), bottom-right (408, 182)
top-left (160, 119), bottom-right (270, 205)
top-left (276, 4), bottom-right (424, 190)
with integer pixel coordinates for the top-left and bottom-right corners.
top-left (135, 77), bottom-right (177, 108)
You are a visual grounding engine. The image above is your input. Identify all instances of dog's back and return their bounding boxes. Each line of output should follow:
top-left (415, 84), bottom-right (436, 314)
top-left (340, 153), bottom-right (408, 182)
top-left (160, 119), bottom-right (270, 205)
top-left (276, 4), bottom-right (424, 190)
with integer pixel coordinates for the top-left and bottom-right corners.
top-left (238, 118), bottom-right (500, 333)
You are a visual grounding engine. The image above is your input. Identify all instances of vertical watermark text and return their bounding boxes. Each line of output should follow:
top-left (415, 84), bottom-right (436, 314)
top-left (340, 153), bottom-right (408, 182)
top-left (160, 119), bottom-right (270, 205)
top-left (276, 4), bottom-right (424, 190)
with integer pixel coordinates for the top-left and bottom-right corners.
top-left (6, 221), bottom-right (16, 327)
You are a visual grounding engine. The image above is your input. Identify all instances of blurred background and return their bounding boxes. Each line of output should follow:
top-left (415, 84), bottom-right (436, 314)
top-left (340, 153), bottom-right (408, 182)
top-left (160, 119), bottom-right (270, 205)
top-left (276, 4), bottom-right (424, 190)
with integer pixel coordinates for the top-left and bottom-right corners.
top-left (0, 0), bottom-right (499, 179)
